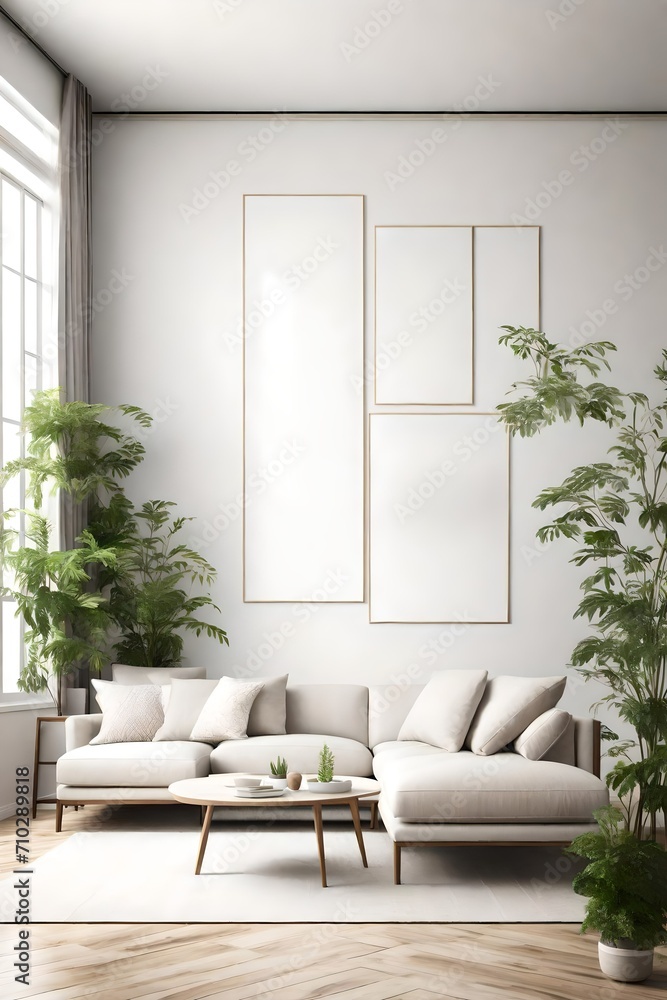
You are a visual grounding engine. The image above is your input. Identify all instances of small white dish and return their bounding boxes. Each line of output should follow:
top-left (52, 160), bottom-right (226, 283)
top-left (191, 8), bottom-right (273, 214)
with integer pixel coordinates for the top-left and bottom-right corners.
top-left (234, 787), bottom-right (285, 799)
top-left (233, 776), bottom-right (262, 788)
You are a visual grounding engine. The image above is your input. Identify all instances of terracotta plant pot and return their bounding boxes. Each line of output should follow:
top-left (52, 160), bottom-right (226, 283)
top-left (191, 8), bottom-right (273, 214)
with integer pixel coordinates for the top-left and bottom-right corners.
top-left (598, 941), bottom-right (654, 983)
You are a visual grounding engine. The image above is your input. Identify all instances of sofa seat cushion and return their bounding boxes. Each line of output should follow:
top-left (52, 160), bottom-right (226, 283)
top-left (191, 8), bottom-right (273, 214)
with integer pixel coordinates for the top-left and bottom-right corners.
top-left (210, 734), bottom-right (373, 777)
top-left (372, 741), bottom-right (447, 780)
top-left (56, 741), bottom-right (212, 787)
top-left (381, 750), bottom-right (609, 823)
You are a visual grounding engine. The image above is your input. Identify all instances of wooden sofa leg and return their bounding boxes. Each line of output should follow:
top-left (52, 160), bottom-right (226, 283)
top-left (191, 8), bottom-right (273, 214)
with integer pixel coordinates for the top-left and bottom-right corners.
top-left (394, 843), bottom-right (401, 885)
top-left (55, 802), bottom-right (63, 833)
top-left (369, 801), bottom-right (378, 830)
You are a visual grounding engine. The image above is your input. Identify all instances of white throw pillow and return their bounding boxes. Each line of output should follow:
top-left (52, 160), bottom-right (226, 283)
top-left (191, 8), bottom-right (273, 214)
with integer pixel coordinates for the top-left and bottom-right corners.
top-left (189, 677), bottom-right (264, 743)
top-left (247, 674), bottom-right (289, 736)
top-left (398, 670), bottom-right (488, 751)
top-left (111, 663), bottom-right (206, 685)
top-left (90, 681), bottom-right (165, 745)
top-left (514, 708), bottom-right (572, 761)
top-left (153, 678), bottom-right (219, 741)
top-left (467, 675), bottom-right (567, 756)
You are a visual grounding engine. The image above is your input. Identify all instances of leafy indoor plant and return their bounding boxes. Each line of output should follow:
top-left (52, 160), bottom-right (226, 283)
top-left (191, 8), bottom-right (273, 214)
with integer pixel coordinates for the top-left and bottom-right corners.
top-left (568, 806), bottom-right (667, 981)
top-left (306, 744), bottom-right (351, 792)
top-left (107, 500), bottom-right (228, 668)
top-left (497, 328), bottom-right (667, 840)
top-left (0, 390), bottom-right (151, 713)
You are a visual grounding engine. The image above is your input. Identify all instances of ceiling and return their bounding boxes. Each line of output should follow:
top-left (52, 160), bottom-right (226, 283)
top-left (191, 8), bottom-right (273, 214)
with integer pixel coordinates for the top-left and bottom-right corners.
top-left (2, 0), bottom-right (666, 113)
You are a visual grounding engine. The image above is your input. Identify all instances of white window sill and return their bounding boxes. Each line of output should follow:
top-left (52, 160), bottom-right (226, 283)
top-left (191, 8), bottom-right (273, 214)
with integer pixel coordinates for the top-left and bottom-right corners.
top-left (0, 699), bottom-right (55, 714)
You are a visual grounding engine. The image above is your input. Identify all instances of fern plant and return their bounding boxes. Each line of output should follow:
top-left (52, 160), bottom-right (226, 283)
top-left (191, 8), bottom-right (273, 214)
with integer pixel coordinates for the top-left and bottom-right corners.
top-left (317, 744), bottom-right (335, 783)
top-left (497, 328), bottom-right (667, 838)
top-left (108, 500), bottom-right (228, 668)
top-left (0, 389), bottom-right (151, 713)
top-left (568, 806), bottom-right (667, 950)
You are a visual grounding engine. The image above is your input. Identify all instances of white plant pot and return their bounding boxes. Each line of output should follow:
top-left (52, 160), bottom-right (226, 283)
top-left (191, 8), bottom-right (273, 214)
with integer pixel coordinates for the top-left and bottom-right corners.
top-left (306, 778), bottom-right (352, 794)
top-left (267, 776), bottom-right (288, 790)
top-left (598, 941), bottom-right (654, 983)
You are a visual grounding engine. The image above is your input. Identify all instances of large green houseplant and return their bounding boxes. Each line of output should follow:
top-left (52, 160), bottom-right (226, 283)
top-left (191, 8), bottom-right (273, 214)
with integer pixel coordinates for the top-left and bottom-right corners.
top-left (0, 390), bottom-right (151, 713)
top-left (496, 328), bottom-right (667, 840)
top-left (568, 806), bottom-right (667, 981)
top-left (107, 499), bottom-right (228, 668)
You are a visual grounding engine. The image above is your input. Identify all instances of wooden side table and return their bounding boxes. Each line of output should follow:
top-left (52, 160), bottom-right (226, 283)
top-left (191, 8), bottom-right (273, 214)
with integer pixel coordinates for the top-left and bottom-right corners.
top-left (32, 716), bottom-right (66, 818)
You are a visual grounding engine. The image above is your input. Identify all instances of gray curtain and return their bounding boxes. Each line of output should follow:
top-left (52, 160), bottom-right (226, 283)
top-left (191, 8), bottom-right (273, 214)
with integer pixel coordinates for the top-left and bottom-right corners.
top-left (57, 75), bottom-right (93, 706)
top-left (58, 74), bottom-right (92, 550)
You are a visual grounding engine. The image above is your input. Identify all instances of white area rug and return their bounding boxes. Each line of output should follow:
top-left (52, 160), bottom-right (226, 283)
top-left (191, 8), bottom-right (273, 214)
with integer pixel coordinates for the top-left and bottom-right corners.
top-left (0, 821), bottom-right (585, 923)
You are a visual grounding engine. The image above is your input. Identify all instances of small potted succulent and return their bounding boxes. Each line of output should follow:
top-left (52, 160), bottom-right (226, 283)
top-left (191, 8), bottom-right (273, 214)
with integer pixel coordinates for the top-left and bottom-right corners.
top-left (268, 756), bottom-right (289, 789)
top-left (306, 744), bottom-right (351, 793)
top-left (568, 806), bottom-right (667, 983)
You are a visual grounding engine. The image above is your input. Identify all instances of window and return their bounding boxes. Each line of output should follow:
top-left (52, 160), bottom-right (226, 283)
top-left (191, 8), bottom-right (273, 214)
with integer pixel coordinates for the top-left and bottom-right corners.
top-left (0, 77), bottom-right (58, 703)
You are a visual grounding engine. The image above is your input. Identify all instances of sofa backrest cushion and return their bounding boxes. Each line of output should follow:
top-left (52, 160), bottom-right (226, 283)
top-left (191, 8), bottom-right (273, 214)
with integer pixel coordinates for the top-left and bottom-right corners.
top-left (513, 708), bottom-right (573, 761)
top-left (467, 675), bottom-right (567, 756)
top-left (286, 685), bottom-right (369, 745)
top-left (111, 663), bottom-right (206, 685)
top-left (368, 684), bottom-right (424, 748)
top-left (397, 670), bottom-right (488, 751)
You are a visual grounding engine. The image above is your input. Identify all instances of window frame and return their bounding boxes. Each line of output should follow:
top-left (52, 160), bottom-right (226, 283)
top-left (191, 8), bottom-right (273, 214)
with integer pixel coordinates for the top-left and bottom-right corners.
top-left (0, 76), bottom-right (59, 706)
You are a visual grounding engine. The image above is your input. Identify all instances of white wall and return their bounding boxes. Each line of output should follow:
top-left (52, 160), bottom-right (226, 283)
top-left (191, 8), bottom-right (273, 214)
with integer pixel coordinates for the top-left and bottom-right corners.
top-left (91, 114), bottom-right (667, 725)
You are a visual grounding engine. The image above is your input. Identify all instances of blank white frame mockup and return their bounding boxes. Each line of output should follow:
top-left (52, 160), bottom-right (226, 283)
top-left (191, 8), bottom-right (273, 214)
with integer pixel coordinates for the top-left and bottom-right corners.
top-left (474, 226), bottom-right (540, 408)
top-left (375, 226), bottom-right (473, 404)
top-left (244, 194), bottom-right (364, 603)
top-left (369, 413), bottom-right (509, 623)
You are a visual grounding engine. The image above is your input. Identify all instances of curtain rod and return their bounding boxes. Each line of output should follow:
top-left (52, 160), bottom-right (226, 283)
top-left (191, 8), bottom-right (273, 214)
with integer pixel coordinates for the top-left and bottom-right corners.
top-left (92, 110), bottom-right (667, 118)
top-left (0, 3), bottom-right (67, 77)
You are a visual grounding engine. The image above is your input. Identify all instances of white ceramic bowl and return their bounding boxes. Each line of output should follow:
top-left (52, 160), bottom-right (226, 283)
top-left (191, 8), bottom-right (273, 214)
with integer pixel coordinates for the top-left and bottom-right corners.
top-left (233, 776), bottom-right (262, 788)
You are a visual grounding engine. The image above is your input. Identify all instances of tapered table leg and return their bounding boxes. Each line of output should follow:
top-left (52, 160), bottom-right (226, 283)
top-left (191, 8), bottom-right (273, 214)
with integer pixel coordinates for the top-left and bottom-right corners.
top-left (348, 798), bottom-right (369, 867)
top-left (312, 804), bottom-right (327, 887)
top-left (195, 804), bottom-right (214, 875)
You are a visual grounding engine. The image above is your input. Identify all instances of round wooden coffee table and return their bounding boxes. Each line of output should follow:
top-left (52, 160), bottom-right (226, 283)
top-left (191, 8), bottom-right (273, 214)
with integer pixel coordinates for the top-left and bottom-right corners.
top-left (169, 774), bottom-right (380, 887)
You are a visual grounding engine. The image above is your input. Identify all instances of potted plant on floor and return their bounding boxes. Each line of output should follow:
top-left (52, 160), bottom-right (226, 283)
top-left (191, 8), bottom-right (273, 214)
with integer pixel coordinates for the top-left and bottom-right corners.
top-left (496, 329), bottom-right (667, 840)
top-left (568, 806), bottom-right (667, 981)
top-left (306, 744), bottom-right (351, 793)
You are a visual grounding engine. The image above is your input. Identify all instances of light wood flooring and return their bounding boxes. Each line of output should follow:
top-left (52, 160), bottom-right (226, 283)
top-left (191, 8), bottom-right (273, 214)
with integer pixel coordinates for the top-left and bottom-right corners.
top-left (1, 805), bottom-right (666, 999)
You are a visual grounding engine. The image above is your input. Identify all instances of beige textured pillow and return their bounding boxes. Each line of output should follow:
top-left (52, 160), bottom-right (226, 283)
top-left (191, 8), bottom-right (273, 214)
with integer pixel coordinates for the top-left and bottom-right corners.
top-left (189, 677), bottom-right (264, 743)
top-left (153, 678), bottom-right (219, 741)
top-left (111, 663), bottom-right (206, 685)
top-left (90, 681), bottom-right (164, 745)
top-left (398, 670), bottom-right (488, 751)
top-left (247, 674), bottom-right (289, 736)
top-left (514, 708), bottom-right (572, 761)
top-left (467, 675), bottom-right (567, 756)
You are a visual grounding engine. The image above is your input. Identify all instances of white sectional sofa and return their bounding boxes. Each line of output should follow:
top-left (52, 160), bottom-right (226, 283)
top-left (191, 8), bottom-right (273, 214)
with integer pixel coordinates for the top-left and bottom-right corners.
top-left (367, 683), bottom-right (607, 882)
top-left (55, 676), bottom-right (608, 882)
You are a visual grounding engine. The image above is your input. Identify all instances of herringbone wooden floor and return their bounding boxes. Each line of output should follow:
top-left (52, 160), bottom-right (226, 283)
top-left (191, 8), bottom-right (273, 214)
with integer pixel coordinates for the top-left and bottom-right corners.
top-left (1, 807), bottom-right (666, 999)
